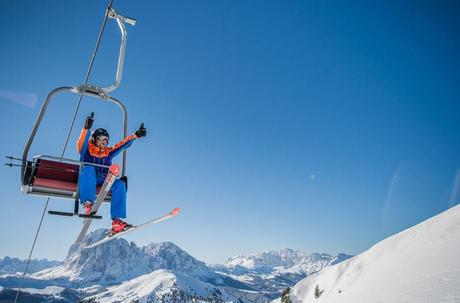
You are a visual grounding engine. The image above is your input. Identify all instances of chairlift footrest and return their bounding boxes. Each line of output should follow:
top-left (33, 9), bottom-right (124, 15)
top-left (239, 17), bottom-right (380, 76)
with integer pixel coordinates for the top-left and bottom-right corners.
top-left (78, 214), bottom-right (102, 219)
top-left (48, 210), bottom-right (74, 217)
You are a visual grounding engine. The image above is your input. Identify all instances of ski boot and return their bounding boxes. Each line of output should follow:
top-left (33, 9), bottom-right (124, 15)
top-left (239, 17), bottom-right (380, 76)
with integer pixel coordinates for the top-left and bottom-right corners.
top-left (109, 218), bottom-right (133, 236)
top-left (82, 201), bottom-right (94, 216)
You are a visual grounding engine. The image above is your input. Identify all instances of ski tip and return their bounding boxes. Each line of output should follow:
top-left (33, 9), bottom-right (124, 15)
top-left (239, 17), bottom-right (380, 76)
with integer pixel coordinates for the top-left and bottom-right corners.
top-left (171, 207), bottom-right (180, 216)
top-left (109, 164), bottom-right (120, 176)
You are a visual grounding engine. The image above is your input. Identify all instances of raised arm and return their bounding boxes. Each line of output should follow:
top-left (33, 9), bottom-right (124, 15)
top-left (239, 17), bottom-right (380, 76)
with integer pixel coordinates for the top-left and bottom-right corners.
top-left (109, 123), bottom-right (146, 158)
top-left (109, 134), bottom-right (137, 158)
top-left (77, 113), bottom-right (94, 155)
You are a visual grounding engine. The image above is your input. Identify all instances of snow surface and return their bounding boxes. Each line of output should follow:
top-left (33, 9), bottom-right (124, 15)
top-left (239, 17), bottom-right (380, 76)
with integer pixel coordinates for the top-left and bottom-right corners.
top-left (86, 269), bottom-right (236, 303)
top-left (273, 204), bottom-right (460, 303)
top-left (16, 285), bottom-right (65, 295)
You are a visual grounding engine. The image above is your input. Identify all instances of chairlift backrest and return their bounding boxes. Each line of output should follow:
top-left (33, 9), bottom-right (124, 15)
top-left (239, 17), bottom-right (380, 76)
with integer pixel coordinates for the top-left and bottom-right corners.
top-left (35, 159), bottom-right (78, 182)
top-left (22, 156), bottom-right (112, 202)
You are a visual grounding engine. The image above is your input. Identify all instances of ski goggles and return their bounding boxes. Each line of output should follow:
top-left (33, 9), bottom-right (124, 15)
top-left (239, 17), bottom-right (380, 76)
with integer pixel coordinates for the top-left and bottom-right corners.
top-left (96, 135), bottom-right (109, 143)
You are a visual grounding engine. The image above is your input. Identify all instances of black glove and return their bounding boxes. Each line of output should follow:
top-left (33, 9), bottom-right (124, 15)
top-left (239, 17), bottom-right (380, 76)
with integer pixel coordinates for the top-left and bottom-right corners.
top-left (135, 123), bottom-right (147, 138)
top-left (84, 112), bottom-right (94, 129)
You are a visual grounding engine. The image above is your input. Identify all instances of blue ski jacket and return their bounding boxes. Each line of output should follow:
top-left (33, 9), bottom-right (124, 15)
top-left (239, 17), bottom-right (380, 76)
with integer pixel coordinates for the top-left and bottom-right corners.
top-left (77, 128), bottom-right (138, 175)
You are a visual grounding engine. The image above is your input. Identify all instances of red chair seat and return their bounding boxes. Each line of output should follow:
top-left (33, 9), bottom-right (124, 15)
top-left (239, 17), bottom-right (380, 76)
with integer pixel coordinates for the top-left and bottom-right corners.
top-left (27, 159), bottom-right (112, 201)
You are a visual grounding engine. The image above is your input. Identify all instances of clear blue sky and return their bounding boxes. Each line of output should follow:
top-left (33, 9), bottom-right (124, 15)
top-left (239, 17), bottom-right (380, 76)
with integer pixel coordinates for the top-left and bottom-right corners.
top-left (0, 0), bottom-right (459, 264)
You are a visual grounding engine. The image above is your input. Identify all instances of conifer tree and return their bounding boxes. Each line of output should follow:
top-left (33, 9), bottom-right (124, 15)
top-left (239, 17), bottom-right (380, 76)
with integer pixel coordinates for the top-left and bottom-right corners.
top-left (314, 285), bottom-right (324, 299)
top-left (281, 287), bottom-right (292, 303)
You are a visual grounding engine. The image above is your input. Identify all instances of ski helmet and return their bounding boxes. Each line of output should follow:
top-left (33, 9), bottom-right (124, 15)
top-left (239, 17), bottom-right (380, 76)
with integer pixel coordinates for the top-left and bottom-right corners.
top-left (91, 128), bottom-right (110, 143)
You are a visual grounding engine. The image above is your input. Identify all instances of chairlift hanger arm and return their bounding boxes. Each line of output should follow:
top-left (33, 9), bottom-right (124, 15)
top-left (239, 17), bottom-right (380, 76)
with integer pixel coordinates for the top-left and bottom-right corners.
top-left (103, 8), bottom-right (136, 93)
top-left (109, 8), bottom-right (136, 26)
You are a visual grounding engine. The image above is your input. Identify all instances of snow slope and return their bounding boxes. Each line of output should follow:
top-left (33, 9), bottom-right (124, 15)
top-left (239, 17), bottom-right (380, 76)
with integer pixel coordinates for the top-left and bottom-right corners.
top-left (274, 205), bottom-right (460, 303)
top-left (85, 269), bottom-right (237, 303)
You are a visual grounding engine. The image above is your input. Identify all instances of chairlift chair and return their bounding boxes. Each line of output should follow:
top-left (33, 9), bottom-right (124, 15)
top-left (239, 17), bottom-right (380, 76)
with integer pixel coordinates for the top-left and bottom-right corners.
top-left (20, 8), bottom-right (136, 218)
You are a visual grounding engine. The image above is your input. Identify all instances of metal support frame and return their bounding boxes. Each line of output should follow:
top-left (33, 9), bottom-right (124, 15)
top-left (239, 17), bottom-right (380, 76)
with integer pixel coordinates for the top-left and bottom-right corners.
top-left (73, 163), bottom-right (83, 215)
top-left (21, 8), bottom-right (136, 187)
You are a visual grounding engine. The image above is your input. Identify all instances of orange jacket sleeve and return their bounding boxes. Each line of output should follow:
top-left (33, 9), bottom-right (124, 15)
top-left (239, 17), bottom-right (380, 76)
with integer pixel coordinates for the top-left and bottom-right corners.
top-left (77, 128), bottom-right (90, 155)
top-left (109, 134), bottom-right (138, 158)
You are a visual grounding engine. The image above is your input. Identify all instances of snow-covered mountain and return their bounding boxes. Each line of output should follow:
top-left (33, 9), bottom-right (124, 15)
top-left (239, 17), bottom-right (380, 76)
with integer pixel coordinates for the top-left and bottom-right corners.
top-left (274, 204), bottom-right (460, 303)
top-left (143, 242), bottom-right (212, 278)
top-left (211, 248), bottom-right (352, 299)
top-left (0, 257), bottom-right (61, 275)
top-left (31, 229), bottom-right (222, 287)
top-left (223, 248), bottom-right (351, 275)
top-left (84, 269), bottom-right (238, 303)
top-left (2, 229), bottom-right (352, 302)
top-left (32, 229), bottom-right (151, 285)
top-left (25, 229), bottom-right (253, 302)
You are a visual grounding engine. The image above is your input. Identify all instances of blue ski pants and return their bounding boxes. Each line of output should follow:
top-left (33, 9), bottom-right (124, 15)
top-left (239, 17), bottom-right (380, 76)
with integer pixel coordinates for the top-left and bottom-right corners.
top-left (78, 165), bottom-right (127, 219)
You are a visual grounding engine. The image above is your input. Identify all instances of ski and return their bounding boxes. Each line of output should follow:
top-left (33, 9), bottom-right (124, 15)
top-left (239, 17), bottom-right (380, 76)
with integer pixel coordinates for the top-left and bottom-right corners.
top-left (83, 207), bottom-right (180, 249)
top-left (75, 164), bottom-right (121, 245)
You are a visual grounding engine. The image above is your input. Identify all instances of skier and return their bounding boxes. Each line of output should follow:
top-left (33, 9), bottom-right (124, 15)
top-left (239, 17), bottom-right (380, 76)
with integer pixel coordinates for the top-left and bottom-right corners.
top-left (77, 112), bottom-right (146, 235)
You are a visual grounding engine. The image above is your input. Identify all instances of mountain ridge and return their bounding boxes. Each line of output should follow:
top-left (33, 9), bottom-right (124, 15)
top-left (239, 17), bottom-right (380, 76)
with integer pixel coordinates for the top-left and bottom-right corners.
top-left (2, 230), bottom-right (350, 302)
top-left (0, 257), bottom-right (61, 275)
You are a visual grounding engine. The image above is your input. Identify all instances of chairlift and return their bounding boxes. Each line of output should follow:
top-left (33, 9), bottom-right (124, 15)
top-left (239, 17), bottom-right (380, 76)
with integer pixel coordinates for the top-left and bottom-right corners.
top-left (17, 8), bottom-right (136, 218)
